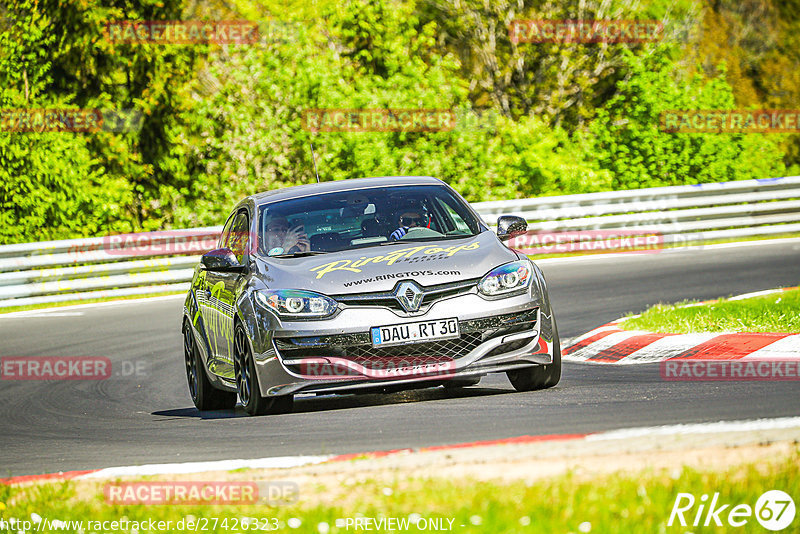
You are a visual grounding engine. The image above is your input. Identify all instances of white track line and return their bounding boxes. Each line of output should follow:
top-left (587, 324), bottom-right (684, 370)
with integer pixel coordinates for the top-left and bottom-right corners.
top-left (727, 288), bottom-right (786, 301)
top-left (0, 293), bottom-right (185, 319)
top-left (77, 455), bottom-right (333, 480)
top-left (1, 311), bottom-right (86, 318)
top-left (586, 416), bottom-right (800, 441)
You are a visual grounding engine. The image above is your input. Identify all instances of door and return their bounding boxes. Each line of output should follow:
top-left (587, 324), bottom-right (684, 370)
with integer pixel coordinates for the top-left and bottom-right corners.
top-left (201, 209), bottom-right (249, 379)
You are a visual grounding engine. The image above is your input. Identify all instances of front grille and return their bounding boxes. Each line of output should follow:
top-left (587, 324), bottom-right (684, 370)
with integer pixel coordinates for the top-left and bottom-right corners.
top-left (273, 308), bottom-right (539, 376)
top-left (332, 278), bottom-right (479, 312)
top-left (277, 333), bottom-right (482, 363)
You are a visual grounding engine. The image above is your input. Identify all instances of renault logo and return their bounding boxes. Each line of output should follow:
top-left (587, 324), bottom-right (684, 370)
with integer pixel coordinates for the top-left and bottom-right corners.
top-left (394, 281), bottom-right (424, 312)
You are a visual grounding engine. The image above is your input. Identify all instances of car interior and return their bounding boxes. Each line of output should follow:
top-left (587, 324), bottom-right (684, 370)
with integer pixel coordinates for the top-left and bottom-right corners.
top-left (258, 185), bottom-right (479, 256)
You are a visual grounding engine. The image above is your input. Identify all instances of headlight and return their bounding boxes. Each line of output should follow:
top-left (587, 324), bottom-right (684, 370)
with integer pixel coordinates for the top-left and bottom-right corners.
top-left (255, 289), bottom-right (338, 318)
top-left (478, 260), bottom-right (533, 297)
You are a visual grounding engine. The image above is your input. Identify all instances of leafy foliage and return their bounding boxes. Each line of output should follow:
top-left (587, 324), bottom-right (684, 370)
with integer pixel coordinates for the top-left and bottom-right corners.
top-left (0, 1), bottom-right (132, 243)
top-left (0, 0), bottom-right (796, 243)
top-left (587, 46), bottom-right (786, 189)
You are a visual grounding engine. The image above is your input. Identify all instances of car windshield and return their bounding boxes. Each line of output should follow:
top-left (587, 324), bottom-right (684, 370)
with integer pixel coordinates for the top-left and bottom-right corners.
top-left (257, 184), bottom-right (483, 256)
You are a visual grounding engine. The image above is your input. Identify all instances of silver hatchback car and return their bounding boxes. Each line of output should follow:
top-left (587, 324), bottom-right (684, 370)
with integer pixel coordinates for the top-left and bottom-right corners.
top-left (182, 176), bottom-right (561, 415)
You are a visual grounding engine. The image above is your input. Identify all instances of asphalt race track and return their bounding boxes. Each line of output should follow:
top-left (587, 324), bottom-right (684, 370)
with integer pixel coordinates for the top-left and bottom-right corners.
top-left (2, 240), bottom-right (800, 477)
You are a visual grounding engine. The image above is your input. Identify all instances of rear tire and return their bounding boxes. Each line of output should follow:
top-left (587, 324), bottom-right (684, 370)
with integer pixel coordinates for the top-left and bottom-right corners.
top-left (507, 330), bottom-right (561, 392)
top-left (183, 321), bottom-right (236, 411)
top-left (234, 323), bottom-right (294, 416)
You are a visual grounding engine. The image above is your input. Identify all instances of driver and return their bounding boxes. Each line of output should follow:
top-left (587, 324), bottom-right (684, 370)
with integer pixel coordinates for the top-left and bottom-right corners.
top-left (389, 209), bottom-right (427, 241)
top-left (264, 215), bottom-right (310, 254)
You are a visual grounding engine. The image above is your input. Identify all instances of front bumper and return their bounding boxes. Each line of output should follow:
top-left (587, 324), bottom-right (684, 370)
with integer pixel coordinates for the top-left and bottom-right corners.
top-left (249, 290), bottom-right (556, 396)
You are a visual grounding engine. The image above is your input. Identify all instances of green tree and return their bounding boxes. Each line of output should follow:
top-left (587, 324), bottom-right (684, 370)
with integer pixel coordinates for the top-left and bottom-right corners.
top-left (0, 1), bottom-right (132, 243)
top-left (587, 46), bottom-right (786, 189)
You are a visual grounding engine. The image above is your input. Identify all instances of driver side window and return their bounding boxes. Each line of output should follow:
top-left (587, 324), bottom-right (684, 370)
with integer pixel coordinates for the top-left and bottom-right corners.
top-left (218, 214), bottom-right (235, 249)
top-left (226, 210), bottom-right (250, 264)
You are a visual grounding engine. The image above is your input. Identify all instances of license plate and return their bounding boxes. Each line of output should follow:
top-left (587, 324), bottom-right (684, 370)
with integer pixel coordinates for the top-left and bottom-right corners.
top-left (371, 318), bottom-right (459, 347)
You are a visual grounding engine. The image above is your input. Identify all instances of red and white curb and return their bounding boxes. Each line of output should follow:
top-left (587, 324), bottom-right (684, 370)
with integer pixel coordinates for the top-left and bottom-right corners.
top-left (4, 417), bottom-right (800, 486)
top-left (564, 287), bottom-right (800, 364)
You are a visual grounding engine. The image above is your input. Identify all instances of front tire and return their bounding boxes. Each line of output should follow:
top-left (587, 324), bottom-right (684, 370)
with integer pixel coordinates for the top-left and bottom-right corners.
top-left (183, 321), bottom-right (236, 411)
top-left (507, 330), bottom-right (561, 392)
top-left (234, 323), bottom-right (293, 416)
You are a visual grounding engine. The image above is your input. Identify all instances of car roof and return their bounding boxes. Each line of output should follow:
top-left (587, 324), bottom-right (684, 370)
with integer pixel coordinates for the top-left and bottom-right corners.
top-left (250, 176), bottom-right (446, 206)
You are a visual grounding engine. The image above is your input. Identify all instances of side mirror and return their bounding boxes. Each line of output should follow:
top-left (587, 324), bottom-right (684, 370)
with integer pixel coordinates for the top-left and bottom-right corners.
top-left (496, 215), bottom-right (527, 241)
top-left (201, 248), bottom-right (246, 273)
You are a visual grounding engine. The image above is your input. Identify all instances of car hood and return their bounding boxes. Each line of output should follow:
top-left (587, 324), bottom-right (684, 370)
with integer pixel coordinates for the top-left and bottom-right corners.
top-left (255, 231), bottom-right (519, 294)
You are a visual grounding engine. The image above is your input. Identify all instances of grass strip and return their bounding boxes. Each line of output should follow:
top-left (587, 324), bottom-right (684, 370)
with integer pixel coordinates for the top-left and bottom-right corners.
top-left (622, 288), bottom-right (800, 333)
top-left (1, 451), bottom-right (797, 533)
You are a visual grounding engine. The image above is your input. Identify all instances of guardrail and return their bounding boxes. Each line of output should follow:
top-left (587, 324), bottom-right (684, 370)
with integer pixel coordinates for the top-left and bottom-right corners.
top-left (1, 176), bottom-right (798, 308)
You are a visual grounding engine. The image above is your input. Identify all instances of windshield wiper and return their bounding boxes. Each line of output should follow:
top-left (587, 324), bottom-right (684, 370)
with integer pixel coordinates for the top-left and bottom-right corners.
top-left (266, 250), bottom-right (329, 258)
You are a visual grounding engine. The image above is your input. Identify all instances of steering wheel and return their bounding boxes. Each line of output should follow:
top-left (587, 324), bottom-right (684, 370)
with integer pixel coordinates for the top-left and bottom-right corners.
top-left (399, 226), bottom-right (444, 239)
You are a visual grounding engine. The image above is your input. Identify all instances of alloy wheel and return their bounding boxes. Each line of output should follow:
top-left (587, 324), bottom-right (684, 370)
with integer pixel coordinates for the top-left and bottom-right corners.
top-left (183, 327), bottom-right (199, 402)
top-left (234, 327), bottom-right (252, 406)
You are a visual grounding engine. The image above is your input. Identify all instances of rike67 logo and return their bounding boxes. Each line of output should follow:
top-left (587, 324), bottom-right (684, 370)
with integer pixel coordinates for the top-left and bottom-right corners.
top-left (669, 490), bottom-right (795, 531)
